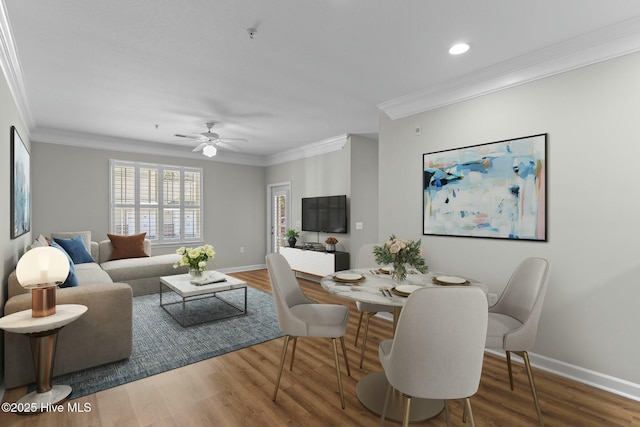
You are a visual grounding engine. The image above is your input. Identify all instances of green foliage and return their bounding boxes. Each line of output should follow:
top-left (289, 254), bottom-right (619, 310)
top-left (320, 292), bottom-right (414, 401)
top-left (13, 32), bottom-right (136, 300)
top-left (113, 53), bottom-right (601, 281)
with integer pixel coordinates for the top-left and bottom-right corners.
top-left (373, 235), bottom-right (427, 281)
top-left (285, 229), bottom-right (299, 238)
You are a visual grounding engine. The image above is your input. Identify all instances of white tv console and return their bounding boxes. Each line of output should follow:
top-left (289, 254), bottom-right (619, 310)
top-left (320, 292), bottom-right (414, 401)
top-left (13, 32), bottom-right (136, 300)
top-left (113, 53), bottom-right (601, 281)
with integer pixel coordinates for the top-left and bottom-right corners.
top-left (279, 246), bottom-right (350, 277)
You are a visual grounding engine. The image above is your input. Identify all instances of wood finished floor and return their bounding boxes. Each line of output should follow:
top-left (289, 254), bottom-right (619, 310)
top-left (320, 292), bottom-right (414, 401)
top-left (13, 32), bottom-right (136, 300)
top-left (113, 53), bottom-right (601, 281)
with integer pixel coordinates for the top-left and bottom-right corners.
top-left (2, 269), bottom-right (639, 426)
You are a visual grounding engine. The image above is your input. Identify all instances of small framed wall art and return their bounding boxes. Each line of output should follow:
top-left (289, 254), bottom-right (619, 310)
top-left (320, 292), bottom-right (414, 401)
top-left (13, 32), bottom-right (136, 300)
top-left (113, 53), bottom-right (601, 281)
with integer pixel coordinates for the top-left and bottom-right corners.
top-left (11, 126), bottom-right (31, 239)
top-left (423, 134), bottom-right (547, 241)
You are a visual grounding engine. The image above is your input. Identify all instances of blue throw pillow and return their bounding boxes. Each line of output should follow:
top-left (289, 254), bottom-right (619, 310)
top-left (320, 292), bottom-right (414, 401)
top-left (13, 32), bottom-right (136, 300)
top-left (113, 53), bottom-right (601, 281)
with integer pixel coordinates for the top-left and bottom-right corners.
top-left (49, 241), bottom-right (79, 288)
top-left (53, 235), bottom-right (95, 264)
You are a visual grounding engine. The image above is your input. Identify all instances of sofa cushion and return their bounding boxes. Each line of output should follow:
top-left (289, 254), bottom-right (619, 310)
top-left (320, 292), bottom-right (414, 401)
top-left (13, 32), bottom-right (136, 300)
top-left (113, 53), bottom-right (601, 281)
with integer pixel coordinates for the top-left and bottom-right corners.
top-left (53, 235), bottom-right (96, 264)
top-left (49, 241), bottom-right (79, 288)
top-left (51, 231), bottom-right (92, 252)
top-left (107, 233), bottom-right (149, 260)
top-left (29, 234), bottom-right (49, 249)
top-left (101, 253), bottom-right (182, 282)
top-left (74, 262), bottom-right (114, 284)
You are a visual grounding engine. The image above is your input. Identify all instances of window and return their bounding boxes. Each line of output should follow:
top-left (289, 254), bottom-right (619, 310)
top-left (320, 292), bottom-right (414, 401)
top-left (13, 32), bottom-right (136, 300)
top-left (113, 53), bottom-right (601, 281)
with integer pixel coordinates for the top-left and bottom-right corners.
top-left (110, 160), bottom-right (203, 244)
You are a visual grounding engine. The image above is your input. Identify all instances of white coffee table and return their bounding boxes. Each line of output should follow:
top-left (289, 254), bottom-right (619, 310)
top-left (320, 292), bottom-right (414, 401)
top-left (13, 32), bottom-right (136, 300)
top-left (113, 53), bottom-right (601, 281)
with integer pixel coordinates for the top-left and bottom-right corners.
top-left (0, 304), bottom-right (88, 411)
top-left (159, 272), bottom-right (247, 326)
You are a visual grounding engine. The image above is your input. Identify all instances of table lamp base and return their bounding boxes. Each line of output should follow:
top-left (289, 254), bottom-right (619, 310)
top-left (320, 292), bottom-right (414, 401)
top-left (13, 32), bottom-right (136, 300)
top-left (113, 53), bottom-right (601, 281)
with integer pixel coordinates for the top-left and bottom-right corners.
top-left (32, 286), bottom-right (56, 317)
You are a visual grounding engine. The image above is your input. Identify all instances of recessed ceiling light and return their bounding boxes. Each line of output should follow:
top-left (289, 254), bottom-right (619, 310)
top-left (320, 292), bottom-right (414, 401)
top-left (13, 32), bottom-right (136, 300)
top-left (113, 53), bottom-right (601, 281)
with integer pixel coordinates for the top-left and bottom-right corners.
top-left (449, 43), bottom-right (470, 55)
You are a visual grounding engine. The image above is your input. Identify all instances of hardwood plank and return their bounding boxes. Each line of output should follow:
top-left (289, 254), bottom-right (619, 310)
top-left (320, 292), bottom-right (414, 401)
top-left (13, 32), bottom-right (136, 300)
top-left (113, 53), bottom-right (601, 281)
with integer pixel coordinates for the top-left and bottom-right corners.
top-left (2, 269), bottom-right (639, 426)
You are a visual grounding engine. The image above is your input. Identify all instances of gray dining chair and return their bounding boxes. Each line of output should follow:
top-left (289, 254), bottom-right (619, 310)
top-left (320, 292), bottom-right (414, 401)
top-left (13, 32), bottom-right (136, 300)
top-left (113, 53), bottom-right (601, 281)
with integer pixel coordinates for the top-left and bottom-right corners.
top-left (485, 257), bottom-right (550, 426)
top-left (354, 243), bottom-right (395, 368)
top-left (379, 286), bottom-right (488, 427)
top-left (265, 252), bottom-right (351, 408)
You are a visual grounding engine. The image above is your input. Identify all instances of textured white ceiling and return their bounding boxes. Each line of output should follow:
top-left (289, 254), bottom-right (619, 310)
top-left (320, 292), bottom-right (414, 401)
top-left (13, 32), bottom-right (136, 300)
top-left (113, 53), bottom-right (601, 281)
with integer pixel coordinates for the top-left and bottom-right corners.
top-left (4, 0), bottom-right (640, 164)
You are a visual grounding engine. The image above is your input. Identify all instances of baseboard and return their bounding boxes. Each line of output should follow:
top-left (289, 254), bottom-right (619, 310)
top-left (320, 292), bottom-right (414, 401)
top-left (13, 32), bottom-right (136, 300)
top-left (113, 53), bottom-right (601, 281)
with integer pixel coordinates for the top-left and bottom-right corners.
top-left (372, 311), bottom-right (640, 402)
top-left (485, 349), bottom-right (640, 402)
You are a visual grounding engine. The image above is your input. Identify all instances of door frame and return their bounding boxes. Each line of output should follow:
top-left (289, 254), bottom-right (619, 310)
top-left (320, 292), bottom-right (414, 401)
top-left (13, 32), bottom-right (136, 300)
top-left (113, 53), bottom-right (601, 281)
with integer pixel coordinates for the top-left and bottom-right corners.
top-left (266, 182), bottom-right (291, 255)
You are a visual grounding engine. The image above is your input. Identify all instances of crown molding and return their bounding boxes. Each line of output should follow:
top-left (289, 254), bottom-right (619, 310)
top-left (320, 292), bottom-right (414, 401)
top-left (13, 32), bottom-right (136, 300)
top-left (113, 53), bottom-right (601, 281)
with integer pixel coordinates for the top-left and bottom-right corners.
top-left (264, 134), bottom-right (349, 166)
top-left (0, 1), bottom-right (33, 129)
top-left (30, 127), bottom-right (268, 166)
top-left (378, 15), bottom-right (640, 120)
top-left (30, 127), bottom-right (350, 168)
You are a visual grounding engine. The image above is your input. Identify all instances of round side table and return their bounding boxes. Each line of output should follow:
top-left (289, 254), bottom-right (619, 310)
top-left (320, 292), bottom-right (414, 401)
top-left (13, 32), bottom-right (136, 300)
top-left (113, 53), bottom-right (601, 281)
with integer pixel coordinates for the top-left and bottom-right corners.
top-left (0, 304), bottom-right (87, 409)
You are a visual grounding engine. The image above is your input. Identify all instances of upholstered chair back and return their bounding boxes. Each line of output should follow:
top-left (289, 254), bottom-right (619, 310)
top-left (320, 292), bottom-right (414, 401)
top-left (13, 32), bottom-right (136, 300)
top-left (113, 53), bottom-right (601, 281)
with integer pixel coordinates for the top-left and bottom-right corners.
top-left (382, 286), bottom-right (488, 400)
top-left (266, 252), bottom-right (317, 337)
top-left (489, 257), bottom-right (550, 351)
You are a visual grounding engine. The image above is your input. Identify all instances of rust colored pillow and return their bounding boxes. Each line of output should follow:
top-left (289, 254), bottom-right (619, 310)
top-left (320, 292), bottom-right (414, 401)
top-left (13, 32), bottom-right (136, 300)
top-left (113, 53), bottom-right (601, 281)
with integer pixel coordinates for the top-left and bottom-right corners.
top-left (107, 232), bottom-right (149, 260)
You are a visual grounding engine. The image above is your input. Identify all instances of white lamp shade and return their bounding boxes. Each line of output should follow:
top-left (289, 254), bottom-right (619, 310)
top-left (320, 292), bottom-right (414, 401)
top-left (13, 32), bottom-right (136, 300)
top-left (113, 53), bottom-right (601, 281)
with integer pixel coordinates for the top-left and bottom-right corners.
top-left (202, 144), bottom-right (217, 157)
top-left (16, 247), bottom-right (70, 287)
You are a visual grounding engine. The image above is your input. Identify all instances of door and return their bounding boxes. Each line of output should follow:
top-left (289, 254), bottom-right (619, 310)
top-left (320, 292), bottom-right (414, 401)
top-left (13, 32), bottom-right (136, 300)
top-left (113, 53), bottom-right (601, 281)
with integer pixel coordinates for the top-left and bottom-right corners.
top-left (268, 183), bottom-right (291, 254)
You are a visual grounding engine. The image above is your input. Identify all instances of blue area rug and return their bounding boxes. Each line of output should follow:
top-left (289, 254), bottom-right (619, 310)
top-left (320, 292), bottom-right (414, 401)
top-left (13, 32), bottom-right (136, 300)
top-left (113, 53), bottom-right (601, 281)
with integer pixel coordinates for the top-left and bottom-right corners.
top-left (46, 286), bottom-right (283, 399)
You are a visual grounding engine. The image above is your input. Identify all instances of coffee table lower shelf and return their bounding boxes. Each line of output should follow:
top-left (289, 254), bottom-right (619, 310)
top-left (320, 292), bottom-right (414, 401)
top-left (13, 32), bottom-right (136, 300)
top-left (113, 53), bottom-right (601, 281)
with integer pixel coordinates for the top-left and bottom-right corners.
top-left (159, 274), bottom-right (248, 327)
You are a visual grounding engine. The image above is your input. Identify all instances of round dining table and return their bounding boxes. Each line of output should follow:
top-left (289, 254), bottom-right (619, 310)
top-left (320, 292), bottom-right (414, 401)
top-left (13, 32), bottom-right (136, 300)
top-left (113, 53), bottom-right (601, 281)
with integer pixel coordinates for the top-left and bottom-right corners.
top-left (320, 268), bottom-right (489, 422)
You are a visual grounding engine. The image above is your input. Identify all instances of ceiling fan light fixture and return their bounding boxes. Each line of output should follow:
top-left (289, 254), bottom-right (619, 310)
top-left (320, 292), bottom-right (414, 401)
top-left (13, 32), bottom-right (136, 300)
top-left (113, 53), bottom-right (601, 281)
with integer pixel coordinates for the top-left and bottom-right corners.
top-left (449, 42), bottom-right (470, 55)
top-left (202, 144), bottom-right (217, 157)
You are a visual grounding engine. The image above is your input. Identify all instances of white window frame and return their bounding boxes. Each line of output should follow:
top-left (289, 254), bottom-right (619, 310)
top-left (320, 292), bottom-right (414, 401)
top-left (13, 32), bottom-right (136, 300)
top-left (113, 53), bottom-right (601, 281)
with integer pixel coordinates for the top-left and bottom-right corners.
top-left (109, 160), bottom-right (204, 246)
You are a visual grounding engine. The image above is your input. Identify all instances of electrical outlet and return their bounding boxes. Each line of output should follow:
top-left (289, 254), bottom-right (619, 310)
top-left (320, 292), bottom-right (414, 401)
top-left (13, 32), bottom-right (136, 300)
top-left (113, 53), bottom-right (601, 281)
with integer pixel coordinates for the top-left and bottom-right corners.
top-left (355, 222), bottom-right (363, 230)
top-left (415, 125), bottom-right (422, 136)
top-left (240, 247), bottom-right (245, 253)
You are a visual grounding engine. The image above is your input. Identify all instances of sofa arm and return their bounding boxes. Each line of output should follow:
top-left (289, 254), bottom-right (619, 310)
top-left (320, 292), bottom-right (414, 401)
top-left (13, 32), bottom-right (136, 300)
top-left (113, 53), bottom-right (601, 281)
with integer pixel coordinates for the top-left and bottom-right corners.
top-left (3, 282), bottom-right (133, 389)
top-left (7, 270), bottom-right (28, 299)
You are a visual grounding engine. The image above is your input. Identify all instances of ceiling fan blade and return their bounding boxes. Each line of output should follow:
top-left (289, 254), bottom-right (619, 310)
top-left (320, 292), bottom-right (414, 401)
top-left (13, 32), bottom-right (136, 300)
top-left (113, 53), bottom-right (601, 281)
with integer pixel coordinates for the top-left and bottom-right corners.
top-left (216, 141), bottom-right (241, 152)
top-left (192, 142), bottom-right (207, 152)
top-left (175, 133), bottom-right (198, 139)
top-left (219, 137), bottom-right (248, 142)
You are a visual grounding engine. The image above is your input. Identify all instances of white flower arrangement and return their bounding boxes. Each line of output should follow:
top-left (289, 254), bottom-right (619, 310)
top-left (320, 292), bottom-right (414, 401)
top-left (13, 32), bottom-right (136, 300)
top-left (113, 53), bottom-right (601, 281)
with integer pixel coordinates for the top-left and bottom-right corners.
top-left (373, 235), bottom-right (427, 282)
top-left (173, 244), bottom-right (215, 272)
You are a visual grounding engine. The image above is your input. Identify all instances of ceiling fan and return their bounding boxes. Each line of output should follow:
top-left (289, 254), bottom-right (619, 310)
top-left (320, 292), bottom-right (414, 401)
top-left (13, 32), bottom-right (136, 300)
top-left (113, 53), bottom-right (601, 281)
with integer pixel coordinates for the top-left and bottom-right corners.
top-left (175, 122), bottom-right (247, 157)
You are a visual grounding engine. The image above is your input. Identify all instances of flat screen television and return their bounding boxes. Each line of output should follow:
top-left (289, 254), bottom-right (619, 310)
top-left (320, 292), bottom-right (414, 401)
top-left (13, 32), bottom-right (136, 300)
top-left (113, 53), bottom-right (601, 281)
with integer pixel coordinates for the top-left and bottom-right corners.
top-left (302, 195), bottom-right (348, 234)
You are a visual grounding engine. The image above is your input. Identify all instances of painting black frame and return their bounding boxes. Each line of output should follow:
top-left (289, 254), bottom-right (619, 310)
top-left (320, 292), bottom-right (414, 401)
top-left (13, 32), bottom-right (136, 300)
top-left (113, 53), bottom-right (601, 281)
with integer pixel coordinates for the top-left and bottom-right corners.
top-left (11, 126), bottom-right (31, 239)
top-left (422, 133), bottom-right (547, 241)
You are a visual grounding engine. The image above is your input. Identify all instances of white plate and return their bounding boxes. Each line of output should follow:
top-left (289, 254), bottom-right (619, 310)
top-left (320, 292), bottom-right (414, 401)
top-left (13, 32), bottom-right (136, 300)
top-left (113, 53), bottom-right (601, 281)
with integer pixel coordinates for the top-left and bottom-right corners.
top-left (395, 284), bottom-right (422, 294)
top-left (436, 275), bottom-right (467, 285)
top-left (335, 273), bottom-right (364, 282)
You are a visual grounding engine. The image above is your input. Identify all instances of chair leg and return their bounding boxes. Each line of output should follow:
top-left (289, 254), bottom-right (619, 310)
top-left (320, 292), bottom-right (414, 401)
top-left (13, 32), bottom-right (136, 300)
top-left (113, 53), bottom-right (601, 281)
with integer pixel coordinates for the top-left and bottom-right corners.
top-left (289, 337), bottom-right (298, 371)
top-left (331, 338), bottom-right (346, 409)
top-left (380, 382), bottom-right (392, 427)
top-left (520, 351), bottom-right (544, 426)
top-left (340, 336), bottom-right (351, 377)
top-left (359, 312), bottom-right (373, 368)
top-left (464, 397), bottom-right (476, 427)
top-left (354, 311), bottom-right (364, 346)
top-left (444, 400), bottom-right (451, 427)
top-left (506, 350), bottom-right (514, 390)
top-left (402, 395), bottom-right (411, 427)
top-left (273, 335), bottom-right (290, 401)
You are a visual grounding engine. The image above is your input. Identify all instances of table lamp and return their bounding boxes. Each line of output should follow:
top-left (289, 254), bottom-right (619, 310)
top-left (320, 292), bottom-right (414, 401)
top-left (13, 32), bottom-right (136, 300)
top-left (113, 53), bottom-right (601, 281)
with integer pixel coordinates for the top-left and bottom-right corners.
top-left (15, 247), bottom-right (69, 317)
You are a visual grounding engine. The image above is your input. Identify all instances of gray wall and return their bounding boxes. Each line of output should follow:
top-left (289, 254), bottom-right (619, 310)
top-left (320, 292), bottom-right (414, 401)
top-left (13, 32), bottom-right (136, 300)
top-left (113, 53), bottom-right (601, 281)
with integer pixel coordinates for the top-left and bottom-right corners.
top-left (266, 144), bottom-right (352, 252)
top-left (378, 51), bottom-right (640, 385)
top-left (348, 135), bottom-right (379, 261)
top-left (1, 69), bottom-right (31, 390)
top-left (31, 142), bottom-right (266, 269)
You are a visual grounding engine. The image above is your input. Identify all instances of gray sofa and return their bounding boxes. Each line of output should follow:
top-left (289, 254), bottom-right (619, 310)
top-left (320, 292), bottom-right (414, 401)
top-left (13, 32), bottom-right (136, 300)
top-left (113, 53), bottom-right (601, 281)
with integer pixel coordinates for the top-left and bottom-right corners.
top-left (4, 233), bottom-right (188, 388)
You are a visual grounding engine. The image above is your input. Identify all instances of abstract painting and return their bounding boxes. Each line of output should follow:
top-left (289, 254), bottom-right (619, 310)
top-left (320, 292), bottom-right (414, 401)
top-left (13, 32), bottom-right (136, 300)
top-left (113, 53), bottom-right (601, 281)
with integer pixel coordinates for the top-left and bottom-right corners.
top-left (11, 126), bottom-right (30, 239)
top-left (423, 134), bottom-right (546, 241)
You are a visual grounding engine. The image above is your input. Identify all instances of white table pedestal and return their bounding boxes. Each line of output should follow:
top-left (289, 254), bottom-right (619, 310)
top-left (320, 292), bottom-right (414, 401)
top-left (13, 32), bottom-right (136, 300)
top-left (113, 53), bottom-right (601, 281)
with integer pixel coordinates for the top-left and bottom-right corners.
top-left (356, 371), bottom-right (444, 422)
